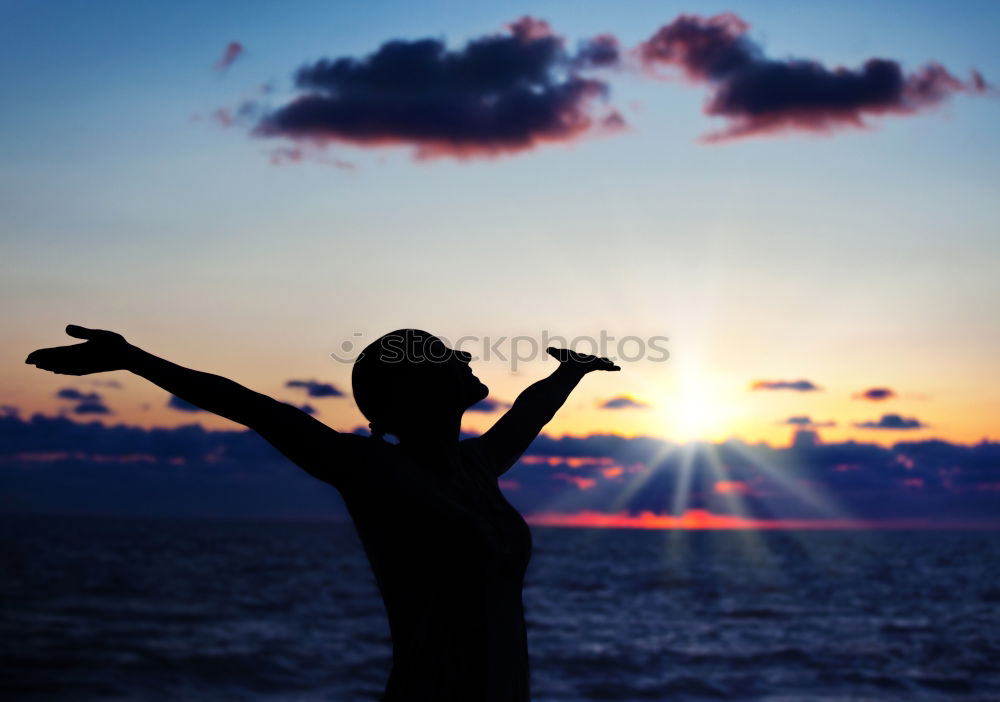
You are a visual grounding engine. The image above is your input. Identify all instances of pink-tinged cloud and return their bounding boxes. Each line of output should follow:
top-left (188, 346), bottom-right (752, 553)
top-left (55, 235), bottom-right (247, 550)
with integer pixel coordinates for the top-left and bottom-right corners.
top-left (255, 17), bottom-right (624, 160)
top-left (212, 108), bottom-right (234, 127)
top-left (713, 479), bottom-right (750, 495)
top-left (573, 34), bottom-right (622, 69)
top-left (638, 13), bottom-right (989, 142)
top-left (521, 455), bottom-right (616, 468)
top-left (268, 146), bottom-right (357, 170)
top-left (552, 472), bottom-right (598, 490)
top-left (214, 42), bottom-right (245, 71)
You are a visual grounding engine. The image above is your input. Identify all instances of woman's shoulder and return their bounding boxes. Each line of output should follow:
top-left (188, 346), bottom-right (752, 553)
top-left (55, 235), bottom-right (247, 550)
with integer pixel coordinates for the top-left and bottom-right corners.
top-left (329, 434), bottom-right (407, 489)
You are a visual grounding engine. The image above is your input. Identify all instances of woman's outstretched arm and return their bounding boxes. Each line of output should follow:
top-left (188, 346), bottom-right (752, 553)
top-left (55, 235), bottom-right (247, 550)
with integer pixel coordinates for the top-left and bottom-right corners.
top-left (26, 325), bottom-right (364, 483)
top-left (472, 347), bottom-right (619, 476)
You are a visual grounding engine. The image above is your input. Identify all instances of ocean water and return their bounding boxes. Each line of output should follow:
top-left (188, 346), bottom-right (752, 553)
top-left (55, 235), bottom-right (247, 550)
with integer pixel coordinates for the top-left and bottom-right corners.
top-left (2, 517), bottom-right (998, 701)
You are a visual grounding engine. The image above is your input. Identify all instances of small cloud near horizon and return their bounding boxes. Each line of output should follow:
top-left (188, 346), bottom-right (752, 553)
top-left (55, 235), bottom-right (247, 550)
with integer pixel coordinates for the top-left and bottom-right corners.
top-left (74, 401), bottom-right (112, 415)
top-left (56, 388), bottom-right (101, 402)
top-left (780, 415), bottom-right (836, 428)
top-left (855, 413), bottom-right (927, 430)
top-left (286, 380), bottom-right (344, 398)
top-left (56, 388), bottom-right (111, 414)
top-left (751, 379), bottom-right (820, 392)
top-left (599, 396), bottom-right (650, 410)
top-left (468, 398), bottom-right (512, 413)
top-left (854, 387), bottom-right (897, 401)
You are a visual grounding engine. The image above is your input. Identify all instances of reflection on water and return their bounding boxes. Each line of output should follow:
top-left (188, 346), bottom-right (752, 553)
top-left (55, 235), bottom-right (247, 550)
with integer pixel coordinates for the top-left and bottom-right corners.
top-left (2, 517), bottom-right (998, 701)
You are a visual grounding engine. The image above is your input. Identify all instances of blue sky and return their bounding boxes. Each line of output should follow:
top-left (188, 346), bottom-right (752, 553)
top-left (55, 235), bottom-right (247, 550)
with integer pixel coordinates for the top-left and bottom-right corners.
top-left (2, 0), bottom-right (999, 445)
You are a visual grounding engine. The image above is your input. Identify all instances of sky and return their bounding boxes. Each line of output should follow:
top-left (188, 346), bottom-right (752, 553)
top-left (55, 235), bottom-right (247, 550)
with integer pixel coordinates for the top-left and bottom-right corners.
top-left (2, 1), bottom-right (999, 525)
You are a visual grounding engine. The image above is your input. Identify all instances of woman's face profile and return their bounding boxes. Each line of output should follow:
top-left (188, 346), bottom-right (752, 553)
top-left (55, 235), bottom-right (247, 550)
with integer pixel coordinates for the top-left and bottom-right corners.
top-left (419, 336), bottom-right (489, 411)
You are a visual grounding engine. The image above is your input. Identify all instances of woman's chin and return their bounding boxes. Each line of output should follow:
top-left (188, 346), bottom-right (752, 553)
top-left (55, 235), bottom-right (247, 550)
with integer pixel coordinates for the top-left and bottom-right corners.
top-left (466, 381), bottom-right (489, 405)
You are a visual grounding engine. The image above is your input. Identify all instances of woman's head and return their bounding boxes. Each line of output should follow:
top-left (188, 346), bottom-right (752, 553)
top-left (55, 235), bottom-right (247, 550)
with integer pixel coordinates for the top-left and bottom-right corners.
top-left (352, 329), bottom-right (488, 439)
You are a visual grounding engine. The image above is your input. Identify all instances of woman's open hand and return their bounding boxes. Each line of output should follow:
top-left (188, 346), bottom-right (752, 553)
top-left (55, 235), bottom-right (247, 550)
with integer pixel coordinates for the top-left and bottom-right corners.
top-left (546, 347), bottom-right (621, 373)
top-left (25, 325), bottom-right (132, 376)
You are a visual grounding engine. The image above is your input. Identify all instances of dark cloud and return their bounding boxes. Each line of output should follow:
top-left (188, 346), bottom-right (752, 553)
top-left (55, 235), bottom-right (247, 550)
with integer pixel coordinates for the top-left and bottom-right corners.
top-left (599, 396), bottom-right (650, 410)
top-left (56, 388), bottom-right (101, 402)
top-left (639, 13), bottom-right (989, 141)
top-left (855, 414), bottom-right (927, 430)
top-left (0, 412), bottom-right (341, 520)
top-left (573, 34), bottom-right (621, 69)
top-left (92, 379), bottom-right (123, 389)
top-left (73, 401), bottom-right (111, 415)
top-left (57, 388), bottom-right (110, 414)
top-left (780, 415), bottom-right (836, 428)
top-left (167, 395), bottom-right (203, 412)
top-left (467, 398), bottom-right (511, 413)
top-left (791, 428), bottom-right (822, 449)
top-left (503, 433), bottom-right (1000, 522)
top-left (1, 412), bottom-right (998, 523)
top-left (255, 17), bottom-right (623, 159)
top-left (214, 41), bottom-right (245, 71)
top-left (854, 387), bottom-right (897, 401)
top-left (751, 379), bottom-right (820, 392)
top-left (295, 403), bottom-right (318, 416)
top-left (286, 380), bottom-right (344, 398)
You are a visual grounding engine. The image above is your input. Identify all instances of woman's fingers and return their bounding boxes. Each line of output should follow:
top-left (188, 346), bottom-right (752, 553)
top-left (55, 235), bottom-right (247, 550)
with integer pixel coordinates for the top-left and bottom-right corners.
top-left (25, 345), bottom-right (84, 369)
top-left (25, 347), bottom-right (58, 365)
top-left (65, 324), bottom-right (95, 340)
top-left (547, 347), bottom-right (621, 371)
top-left (27, 328), bottom-right (125, 376)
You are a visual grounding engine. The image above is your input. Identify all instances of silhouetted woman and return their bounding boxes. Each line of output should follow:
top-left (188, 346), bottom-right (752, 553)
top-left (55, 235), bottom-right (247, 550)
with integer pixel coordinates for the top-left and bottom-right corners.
top-left (26, 325), bottom-right (619, 701)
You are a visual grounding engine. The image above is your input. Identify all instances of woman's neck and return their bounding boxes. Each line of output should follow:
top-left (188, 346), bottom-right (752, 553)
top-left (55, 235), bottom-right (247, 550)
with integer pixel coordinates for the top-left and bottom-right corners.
top-left (397, 413), bottom-right (464, 468)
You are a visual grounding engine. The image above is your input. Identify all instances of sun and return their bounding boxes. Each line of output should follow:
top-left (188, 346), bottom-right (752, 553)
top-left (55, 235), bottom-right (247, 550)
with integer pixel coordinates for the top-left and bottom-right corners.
top-left (656, 362), bottom-right (736, 443)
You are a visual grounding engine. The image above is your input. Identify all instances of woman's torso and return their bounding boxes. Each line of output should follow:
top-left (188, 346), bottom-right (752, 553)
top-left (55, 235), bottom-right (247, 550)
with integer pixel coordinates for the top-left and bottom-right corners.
top-left (341, 439), bottom-right (533, 701)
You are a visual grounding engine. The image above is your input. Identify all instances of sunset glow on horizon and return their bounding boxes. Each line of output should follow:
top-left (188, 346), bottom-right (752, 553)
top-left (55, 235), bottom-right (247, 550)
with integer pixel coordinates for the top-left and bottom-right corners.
top-left (524, 509), bottom-right (1000, 531)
